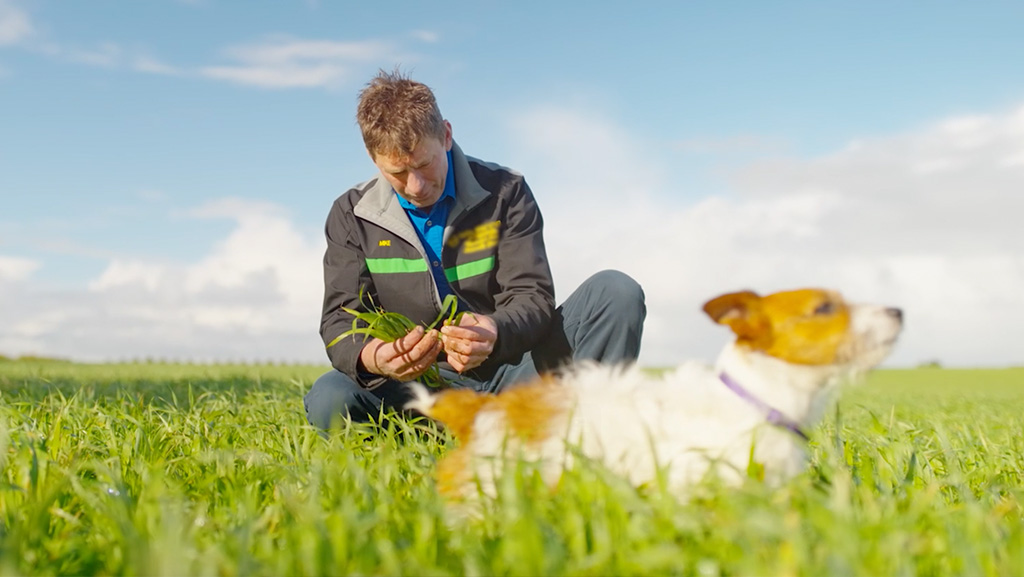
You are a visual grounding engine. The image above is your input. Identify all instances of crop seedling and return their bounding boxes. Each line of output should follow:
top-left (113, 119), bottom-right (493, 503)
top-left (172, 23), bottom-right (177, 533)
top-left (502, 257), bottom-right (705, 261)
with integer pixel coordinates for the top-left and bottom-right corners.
top-left (325, 287), bottom-right (464, 388)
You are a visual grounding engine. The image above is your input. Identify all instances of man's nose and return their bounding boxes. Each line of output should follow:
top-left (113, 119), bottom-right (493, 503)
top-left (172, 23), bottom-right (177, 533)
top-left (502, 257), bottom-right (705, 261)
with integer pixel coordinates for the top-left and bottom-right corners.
top-left (406, 170), bottom-right (425, 194)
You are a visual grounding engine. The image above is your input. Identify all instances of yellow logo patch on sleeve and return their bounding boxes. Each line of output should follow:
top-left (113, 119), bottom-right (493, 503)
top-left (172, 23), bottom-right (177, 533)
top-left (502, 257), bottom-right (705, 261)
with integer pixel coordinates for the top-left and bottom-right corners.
top-left (378, 239), bottom-right (391, 247)
top-left (447, 220), bottom-right (501, 253)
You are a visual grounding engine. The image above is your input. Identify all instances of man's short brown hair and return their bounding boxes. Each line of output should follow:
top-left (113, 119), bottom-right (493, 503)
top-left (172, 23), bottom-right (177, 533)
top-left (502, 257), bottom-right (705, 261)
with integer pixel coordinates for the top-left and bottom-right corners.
top-left (356, 69), bottom-right (446, 159)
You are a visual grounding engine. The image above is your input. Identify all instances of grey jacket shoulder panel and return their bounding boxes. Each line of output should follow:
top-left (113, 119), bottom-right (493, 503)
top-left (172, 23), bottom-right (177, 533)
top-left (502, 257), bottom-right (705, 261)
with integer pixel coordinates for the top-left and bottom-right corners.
top-left (351, 176), bottom-right (423, 256)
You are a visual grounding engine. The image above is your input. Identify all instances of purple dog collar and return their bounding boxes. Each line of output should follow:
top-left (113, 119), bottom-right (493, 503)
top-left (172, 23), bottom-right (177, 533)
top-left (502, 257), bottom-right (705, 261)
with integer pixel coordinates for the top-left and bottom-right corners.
top-left (718, 373), bottom-right (810, 442)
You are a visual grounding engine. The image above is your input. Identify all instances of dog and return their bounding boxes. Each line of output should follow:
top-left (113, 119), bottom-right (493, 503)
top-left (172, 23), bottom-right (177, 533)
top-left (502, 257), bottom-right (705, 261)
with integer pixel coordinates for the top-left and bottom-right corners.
top-left (407, 288), bottom-right (903, 502)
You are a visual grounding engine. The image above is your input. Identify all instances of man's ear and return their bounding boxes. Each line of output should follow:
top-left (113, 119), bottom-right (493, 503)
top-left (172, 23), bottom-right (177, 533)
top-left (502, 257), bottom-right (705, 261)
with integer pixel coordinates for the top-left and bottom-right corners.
top-left (702, 291), bottom-right (772, 344)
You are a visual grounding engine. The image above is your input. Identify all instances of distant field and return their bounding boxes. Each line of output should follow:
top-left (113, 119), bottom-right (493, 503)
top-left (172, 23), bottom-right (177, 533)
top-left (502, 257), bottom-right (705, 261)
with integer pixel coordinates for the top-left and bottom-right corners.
top-left (1, 361), bottom-right (1023, 576)
top-left (0, 359), bottom-right (332, 387)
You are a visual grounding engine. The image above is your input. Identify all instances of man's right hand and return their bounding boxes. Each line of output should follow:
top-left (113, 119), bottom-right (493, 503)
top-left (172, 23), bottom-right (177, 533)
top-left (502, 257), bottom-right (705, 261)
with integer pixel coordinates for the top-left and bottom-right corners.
top-left (358, 326), bottom-right (442, 381)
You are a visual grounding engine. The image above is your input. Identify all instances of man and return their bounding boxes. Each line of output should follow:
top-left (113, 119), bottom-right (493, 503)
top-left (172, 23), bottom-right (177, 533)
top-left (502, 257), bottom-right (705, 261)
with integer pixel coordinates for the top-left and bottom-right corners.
top-left (304, 70), bottom-right (646, 428)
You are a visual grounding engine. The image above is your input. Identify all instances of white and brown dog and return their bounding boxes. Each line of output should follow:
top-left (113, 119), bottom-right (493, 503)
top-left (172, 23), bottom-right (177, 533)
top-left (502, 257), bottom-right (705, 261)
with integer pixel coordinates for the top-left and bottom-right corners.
top-left (408, 288), bottom-right (903, 501)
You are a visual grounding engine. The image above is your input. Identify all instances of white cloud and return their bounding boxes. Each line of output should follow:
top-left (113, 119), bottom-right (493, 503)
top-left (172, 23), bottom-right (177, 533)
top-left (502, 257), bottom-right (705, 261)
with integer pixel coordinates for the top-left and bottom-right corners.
top-left (65, 42), bottom-right (122, 67)
top-left (674, 134), bottom-right (785, 155)
top-left (42, 43), bottom-right (181, 77)
top-left (202, 62), bottom-right (345, 89)
top-left (132, 54), bottom-right (181, 76)
top-left (200, 37), bottom-right (400, 89)
top-left (11, 20), bottom-right (414, 89)
top-left (89, 260), bottom-right (165, 292)
top-left (138, 189), bottom-right (168, 202)
top-left (411, 30), bottom-right (439, 43)
top-left (1, 199), bottom-right (327, 363)
top-left (506, 104), bottom-right (1024, 369)
top-left (182, 198), bottom-right (322, 310)
top-left (0, 255), bottom-right (39, 282)
top-left (0, 0), bottom-right (32, 46)
top-left (225, 39), bottom-right (391, 64)
top-left (0, 2), bottom-right (172, 76)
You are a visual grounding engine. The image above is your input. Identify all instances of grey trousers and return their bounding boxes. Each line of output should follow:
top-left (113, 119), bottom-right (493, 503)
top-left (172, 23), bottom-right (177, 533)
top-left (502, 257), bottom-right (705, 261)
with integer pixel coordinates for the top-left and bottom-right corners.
top-left (303, 269), bottom-right (646, 428)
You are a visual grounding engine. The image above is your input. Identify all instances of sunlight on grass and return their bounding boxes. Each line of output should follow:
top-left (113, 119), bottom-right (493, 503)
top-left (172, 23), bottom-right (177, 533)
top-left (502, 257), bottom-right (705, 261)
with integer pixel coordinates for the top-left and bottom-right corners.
top-left (1, 362), bottom-right (1023, 575)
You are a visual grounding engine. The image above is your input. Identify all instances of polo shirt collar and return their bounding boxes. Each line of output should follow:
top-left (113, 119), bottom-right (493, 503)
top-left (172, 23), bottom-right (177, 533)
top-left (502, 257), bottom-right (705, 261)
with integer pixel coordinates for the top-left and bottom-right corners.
top-left (395, 150), bottom-right (456, 213)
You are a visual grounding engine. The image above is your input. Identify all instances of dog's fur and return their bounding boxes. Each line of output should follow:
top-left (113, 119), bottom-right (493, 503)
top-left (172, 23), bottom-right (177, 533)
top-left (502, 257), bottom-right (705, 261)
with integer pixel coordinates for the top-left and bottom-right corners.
top-left (407, 288), bottom-right (903, 501)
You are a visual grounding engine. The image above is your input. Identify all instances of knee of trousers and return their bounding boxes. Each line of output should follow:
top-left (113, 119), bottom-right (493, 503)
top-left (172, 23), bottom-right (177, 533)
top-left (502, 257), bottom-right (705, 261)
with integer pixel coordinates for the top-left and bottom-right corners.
top-left (584, 269), bottom-right (647, 321)
top-left (303, 370), bottom-right (368, 429)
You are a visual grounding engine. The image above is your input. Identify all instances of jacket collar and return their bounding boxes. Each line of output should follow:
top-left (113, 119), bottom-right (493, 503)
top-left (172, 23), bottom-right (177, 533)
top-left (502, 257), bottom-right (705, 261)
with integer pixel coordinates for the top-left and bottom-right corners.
top-left (448, 141), bottom-right (491, 222)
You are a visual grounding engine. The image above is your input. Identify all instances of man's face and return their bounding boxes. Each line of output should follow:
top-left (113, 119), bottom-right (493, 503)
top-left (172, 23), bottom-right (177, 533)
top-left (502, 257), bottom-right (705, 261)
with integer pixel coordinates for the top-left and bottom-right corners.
top-left (373, 121), bottom-right (453, 209)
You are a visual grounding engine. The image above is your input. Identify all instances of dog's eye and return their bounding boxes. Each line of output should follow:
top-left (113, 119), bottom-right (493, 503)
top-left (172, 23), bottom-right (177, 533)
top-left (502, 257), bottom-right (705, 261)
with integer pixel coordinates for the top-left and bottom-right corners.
top-left (813, 302), bottom-right (835, 316)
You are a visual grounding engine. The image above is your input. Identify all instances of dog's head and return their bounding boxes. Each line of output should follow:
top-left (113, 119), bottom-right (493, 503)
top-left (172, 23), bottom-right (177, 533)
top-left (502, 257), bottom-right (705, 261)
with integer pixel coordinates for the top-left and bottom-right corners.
top-left (703, 288), bottom-right (902, 370)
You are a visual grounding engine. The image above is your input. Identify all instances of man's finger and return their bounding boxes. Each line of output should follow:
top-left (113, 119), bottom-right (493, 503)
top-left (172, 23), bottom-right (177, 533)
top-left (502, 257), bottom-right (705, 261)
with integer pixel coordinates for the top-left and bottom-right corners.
top-left (444, 312), bottom-right (480, 330)
top-left (390, 339), bottom-right (441, 380)
top-left (394, 332), bottom-right (440, 369)
top-left (447, 353), bottom-right (469, 373)
top-left (441, 325), bottom-right (487, 343)
top-left (394, 326), bottom-right (425, 353)
top-left (408, 329), bottom-right (440, 357)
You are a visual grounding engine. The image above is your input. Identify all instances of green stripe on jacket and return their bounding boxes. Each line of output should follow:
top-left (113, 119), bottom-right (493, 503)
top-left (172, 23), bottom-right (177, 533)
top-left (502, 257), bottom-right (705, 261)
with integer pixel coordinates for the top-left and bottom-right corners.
top-left (365, 255), bottom-right (494, 282)
top-left (445, 256), bottom-right (495, 283)
top-left (365, 258), bottom-right (429, 274)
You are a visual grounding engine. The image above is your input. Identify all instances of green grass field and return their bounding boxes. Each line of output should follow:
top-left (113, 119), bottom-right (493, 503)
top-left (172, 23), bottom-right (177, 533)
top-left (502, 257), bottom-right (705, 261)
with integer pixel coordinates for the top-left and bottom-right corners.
top-left (2, 360), bottom-right (1023, 576)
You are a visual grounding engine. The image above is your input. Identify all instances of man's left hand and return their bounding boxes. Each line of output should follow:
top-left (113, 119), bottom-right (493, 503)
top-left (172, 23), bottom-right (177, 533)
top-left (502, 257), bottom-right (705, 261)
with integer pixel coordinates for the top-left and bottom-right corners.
top-left (440, 313), bottom-right (497, 373)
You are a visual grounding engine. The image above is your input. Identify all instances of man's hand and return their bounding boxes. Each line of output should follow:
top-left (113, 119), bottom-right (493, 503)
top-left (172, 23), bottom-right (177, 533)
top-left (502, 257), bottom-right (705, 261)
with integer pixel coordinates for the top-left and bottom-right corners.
top-left (440, 313), bottom-right (497, 373)
top-left (359, 326), bottom-right (442, 381)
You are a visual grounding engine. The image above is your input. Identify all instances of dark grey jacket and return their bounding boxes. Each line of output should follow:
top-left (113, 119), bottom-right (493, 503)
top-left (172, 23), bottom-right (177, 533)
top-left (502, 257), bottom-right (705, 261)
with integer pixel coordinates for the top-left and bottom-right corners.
top-left (320, 142), bottom-right (556, 387)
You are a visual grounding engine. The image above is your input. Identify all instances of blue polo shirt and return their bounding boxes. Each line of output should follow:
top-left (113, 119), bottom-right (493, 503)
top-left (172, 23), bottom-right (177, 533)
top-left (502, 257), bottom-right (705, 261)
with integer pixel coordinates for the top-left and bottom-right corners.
top-left (395, 150), bottom-right (456, 299)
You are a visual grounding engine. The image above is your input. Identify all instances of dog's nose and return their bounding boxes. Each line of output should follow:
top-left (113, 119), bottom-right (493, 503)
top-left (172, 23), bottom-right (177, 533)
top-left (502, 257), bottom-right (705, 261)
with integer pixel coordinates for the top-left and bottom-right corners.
top-left (886, 307), bottom-right (903, 323)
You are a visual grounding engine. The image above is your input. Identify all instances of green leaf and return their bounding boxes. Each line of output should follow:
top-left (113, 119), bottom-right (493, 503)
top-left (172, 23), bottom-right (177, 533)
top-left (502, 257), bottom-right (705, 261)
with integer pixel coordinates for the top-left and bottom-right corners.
top-left (326, 286), bottom-right (464, 387)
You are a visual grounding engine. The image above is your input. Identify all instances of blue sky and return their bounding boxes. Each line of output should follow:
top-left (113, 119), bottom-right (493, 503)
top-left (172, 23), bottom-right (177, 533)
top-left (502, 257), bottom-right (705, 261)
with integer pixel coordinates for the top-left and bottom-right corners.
top-left (2, 0), bottom-right (1023, 367)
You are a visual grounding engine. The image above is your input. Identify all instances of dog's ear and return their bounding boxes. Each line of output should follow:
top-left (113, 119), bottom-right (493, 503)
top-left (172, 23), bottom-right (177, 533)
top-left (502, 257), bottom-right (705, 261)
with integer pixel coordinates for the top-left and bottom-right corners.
top-left (702, 291), bottom-right (772, 344)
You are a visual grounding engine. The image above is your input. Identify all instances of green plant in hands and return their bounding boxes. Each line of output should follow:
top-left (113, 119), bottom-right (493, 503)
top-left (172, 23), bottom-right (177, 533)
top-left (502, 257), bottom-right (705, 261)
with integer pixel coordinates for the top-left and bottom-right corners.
top-left (326, 287), bottom-right (464, 388)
